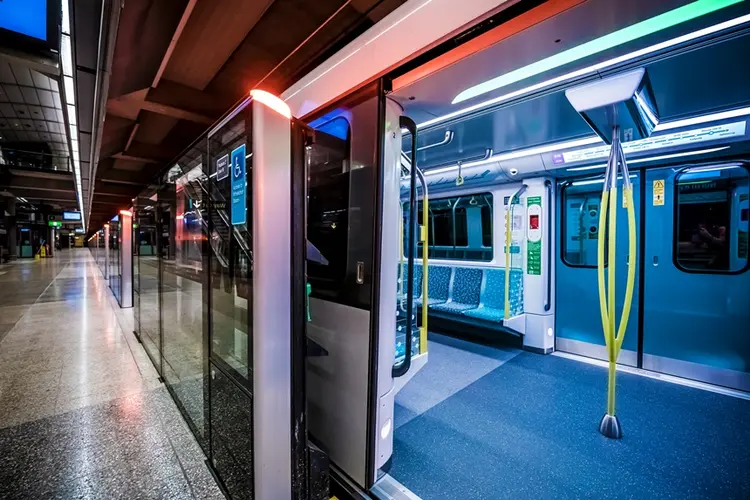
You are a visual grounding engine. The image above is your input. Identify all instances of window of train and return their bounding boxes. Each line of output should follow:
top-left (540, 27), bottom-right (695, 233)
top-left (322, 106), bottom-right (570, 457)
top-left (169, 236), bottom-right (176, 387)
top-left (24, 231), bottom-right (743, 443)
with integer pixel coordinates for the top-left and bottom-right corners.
top-left (561, 182), bottom-right (606, 267)
top-left (404, 192), bottom-right (493, 261)
top-left (674, 165), bottom-right (749, 273)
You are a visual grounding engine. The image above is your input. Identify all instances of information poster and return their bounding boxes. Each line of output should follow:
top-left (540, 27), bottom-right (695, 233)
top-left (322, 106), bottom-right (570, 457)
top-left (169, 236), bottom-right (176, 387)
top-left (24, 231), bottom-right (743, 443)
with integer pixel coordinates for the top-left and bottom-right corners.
top-left (527, 195), bottom-right (542, 275)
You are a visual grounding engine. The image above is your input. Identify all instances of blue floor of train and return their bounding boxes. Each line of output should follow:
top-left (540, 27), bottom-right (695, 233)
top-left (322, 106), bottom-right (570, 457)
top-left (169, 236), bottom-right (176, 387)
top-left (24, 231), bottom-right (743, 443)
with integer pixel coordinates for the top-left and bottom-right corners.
top-left (391, 334), bottom-right (750, 500)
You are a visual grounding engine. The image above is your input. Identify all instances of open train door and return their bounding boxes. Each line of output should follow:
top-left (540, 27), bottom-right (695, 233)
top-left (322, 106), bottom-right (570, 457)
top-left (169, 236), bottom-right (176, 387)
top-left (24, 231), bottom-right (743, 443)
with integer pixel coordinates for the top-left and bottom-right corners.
top-left (204, 91), bottom-right (326, 500)
top-left (304, 80), bottom-right (426, 495)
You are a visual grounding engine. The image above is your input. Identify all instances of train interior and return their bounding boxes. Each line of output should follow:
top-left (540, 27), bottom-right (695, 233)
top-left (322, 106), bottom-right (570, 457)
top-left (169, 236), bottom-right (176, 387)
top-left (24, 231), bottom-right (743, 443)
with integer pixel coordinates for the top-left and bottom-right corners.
top-left (304, 0), bottom-right (750, 498)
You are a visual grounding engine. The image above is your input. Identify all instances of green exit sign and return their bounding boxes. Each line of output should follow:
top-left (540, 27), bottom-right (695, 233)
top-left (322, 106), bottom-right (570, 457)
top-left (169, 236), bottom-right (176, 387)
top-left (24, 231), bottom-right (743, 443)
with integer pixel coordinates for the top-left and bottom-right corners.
top-left (48, 221), bottom-right (62, 227)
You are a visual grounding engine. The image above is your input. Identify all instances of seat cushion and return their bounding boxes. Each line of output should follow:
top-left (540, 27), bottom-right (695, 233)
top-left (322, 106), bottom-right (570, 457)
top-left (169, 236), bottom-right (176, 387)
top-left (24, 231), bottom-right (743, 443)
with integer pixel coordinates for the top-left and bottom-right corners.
top-left (431, 302), bottom-right (478, 313)
top-left (416, 297), bottom-right (447, 307)
top-left (463, 306), bottom-right (505, 323)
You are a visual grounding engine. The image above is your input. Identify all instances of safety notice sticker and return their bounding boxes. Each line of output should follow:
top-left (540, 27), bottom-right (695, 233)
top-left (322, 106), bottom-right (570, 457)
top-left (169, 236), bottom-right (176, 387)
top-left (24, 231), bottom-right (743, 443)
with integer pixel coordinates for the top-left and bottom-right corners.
top-left (653, 179), bottom-right (665, 206)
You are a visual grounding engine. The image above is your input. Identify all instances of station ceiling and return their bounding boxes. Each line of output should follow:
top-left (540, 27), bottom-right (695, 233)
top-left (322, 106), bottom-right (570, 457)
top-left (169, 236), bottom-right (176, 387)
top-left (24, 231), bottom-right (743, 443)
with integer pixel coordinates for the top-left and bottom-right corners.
top-left (88, 0), bottom-right (405, 232)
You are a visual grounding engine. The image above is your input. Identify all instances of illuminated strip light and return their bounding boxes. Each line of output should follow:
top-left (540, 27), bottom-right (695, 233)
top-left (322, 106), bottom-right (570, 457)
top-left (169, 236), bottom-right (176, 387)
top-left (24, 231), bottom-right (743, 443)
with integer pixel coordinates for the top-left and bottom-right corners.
top-left (250, 89), bottom-right (292, 119)
top-left (686, 164), bottom-right (743, 173)
top-left (566, 146), bottom-right (731, 172)
top-left (453, 0), bottom-right (742, 104)
top-left (61, 29), bottom-right (85, 232)
top-left (654, 105), bottom-right (750, 131)
top-left (414, 13), bottom-right (750, 131)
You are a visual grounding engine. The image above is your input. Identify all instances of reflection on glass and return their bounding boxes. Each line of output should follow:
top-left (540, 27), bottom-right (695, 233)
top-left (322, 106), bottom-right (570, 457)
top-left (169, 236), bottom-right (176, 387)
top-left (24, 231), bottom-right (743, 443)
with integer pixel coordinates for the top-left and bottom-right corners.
top-left (209, 111), bottom-right (252, 383)
top-left (161, 145), bottom-right (208, 442)
top-left (134, 189), bottom-right (161, 371)
top-left (675, 165), bottom-right (749, 272)
top-left (562, 183), bottom-right (605, 267)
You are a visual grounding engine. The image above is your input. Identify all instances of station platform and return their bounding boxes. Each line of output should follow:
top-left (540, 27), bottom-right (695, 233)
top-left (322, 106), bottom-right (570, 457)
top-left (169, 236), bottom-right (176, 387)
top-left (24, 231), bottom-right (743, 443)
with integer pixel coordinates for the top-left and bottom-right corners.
top-left (0, 249), bottom-right (223, 499)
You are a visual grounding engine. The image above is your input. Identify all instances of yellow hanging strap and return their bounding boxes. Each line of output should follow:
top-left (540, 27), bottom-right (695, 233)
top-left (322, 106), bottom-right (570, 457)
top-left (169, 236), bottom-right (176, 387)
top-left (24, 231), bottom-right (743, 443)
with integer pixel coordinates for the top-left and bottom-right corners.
top-left (504, 199), bottom-right (512, 321)
top-left (597, 137), bottom-right (637, 419)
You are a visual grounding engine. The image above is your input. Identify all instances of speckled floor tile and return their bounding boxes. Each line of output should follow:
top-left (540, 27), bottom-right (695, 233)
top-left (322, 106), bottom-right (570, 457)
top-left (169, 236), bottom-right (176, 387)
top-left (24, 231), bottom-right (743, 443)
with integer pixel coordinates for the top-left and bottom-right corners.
top-left (0, 250), bottom-right (218, 499)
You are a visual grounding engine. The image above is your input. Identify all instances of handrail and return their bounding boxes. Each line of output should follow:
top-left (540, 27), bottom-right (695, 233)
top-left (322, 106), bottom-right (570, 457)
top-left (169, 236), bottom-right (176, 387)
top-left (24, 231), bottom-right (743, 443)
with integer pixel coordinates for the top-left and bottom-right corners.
top-left (404, 130), bottom-right (454, 156)
top-left (393, 116), bottom-right (418, 378)
top-left (544, 180), bottom-right (552, 312)
top-left (504, 184), bottom-right (527, 320)
top-left (415, 165), bottom-right (429, 355)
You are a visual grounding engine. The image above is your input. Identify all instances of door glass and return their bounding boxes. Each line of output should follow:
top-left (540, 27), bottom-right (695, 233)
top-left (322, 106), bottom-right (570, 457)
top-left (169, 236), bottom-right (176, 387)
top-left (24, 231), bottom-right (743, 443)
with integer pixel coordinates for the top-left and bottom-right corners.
top-left (208, 109), bottom-right (253, 384)
top-left (161, 146), bottom-right (209, 444)
top-left (134, 187), bottom-right (161, 372)
top-left (675, 165), bottom-right (749, 272)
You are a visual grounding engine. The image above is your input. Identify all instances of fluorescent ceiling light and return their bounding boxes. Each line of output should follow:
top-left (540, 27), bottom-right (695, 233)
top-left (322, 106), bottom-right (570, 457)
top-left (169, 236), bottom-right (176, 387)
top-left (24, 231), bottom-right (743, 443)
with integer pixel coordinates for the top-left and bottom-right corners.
top-left (413, 12), bottom-right (750, 130)
top-left (62, 0), bottom-right (71, 35)
top-left (61, 35), bottom-right (73, 77)
top-left (566, 146), bottom-right (731, 171)
top-left (453, 0), bottom-right (741, 104)
top-left (63, 77), bottom-right (75, 105)
top-left (67, 105), bottom-right (77, 125)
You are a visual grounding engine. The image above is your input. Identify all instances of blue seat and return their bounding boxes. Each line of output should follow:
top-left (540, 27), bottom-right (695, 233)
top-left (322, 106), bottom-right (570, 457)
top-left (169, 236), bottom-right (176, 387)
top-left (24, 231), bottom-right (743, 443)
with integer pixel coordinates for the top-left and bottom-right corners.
top-left (463, 268), bottom-right (506, 323)
top-left (431, 267), bottom-right (482, 313)
top-left (416, 265), bottom-right (451, 307)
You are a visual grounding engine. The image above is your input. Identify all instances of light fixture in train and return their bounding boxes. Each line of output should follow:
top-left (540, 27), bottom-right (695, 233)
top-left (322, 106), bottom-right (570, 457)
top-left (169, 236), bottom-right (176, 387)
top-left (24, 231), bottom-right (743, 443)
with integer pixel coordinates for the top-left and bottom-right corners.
top-left (571, 174), bottom-right (638, 187)
top-left (250, 89), bottom-right (292, 119)
top-left (421, 110), bottom-right (748, 177)
top-left (654, 106), bottom-right (750, 131)
top-left (452, 0), bottom-right (742, 104)
top-left (411, 10), bottom-right (750, 131)
top-left (566, 146), bottom-right (731, 172)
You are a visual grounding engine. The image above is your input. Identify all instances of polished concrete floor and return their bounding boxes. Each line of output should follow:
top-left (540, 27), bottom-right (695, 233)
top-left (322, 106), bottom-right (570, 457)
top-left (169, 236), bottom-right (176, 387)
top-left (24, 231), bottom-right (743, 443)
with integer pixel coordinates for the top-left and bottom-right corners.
top-left (0, 249), bottom-right (224, 499)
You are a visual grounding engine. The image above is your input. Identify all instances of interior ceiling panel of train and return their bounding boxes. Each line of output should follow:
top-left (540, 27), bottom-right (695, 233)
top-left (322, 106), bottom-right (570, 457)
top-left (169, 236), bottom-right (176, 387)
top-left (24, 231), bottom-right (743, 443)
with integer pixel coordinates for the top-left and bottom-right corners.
top-left (393, 0), bottom-right (750, 184)
top-left (88, 0), bottom-right (406, 232)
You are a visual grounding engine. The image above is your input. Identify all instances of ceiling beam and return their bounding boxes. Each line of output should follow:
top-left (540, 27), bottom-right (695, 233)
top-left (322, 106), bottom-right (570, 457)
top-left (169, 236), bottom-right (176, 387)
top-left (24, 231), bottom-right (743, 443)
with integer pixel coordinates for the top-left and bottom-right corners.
top-left (94, 181), bottom-right (139, 198)
top-left (107, 88), bottom-right (215, 125)
top-left (153, 0), bottom-right (200, 88)
top-left (9, 188), bottom-right (76, 202)
top-left (1, 177), bottom-right (74, 193)
top-left (111, 140), bottom-right (178, 164)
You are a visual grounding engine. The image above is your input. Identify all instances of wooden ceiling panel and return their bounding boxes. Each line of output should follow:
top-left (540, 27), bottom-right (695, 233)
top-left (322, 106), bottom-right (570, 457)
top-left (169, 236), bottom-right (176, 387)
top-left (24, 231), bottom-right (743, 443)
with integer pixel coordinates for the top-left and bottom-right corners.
top-left (163, 0), bottom-right (276, 91)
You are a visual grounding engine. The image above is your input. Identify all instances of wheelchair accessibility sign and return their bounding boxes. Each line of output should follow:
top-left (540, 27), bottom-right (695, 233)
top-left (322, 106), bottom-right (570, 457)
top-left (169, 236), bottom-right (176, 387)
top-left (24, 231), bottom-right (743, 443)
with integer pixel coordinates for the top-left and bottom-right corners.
top-left (231, 144), bottom-right (247, 225)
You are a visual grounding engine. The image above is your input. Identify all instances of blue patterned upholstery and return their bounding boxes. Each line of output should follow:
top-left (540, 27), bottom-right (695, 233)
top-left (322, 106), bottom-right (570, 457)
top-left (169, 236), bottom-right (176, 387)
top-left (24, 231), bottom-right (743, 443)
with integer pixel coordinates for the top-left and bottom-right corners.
top-left (415, 265), bottom-right (451, 307)
top-left (462, 268), bottom-right (524, 323)
top-left (396, 263), bottom-right (422, 361)
top-left (397, 263), bottom-right (423, 301)
top-left (431, 267), bottom-right (482, 313)
top-left (463, 268), bottom-right (505, 322)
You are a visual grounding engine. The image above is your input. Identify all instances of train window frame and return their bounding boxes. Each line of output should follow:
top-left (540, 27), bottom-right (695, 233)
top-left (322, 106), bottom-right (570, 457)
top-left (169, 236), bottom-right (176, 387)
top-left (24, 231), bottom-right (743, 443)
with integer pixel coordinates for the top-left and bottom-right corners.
top-left (672, 163), bottom-right (750, 276)
top-left (559, 179), bottom-right (609, 269)
top-left (403, 191), bottom-right (493, 262)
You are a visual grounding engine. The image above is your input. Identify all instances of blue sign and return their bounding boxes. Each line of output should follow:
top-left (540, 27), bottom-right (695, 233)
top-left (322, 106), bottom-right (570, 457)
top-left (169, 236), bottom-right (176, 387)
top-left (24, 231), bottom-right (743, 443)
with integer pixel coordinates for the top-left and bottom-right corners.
top-left (0, 0), bottom-right (47, 41)
top-left (63, 211), bottom-right (81, 221)
top-left (216, 154), bottom-right (229, 181)
top-left (230, 144), bottom-right (247, 226)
